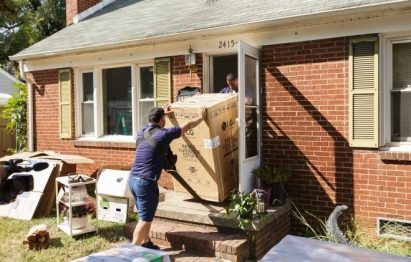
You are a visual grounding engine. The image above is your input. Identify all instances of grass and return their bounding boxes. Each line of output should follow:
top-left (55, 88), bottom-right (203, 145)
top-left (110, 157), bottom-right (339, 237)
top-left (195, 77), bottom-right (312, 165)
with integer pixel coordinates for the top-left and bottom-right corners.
top-left (292, 206), bottom-right (411, 258)
top-left (0, 216), bottom-right (129, 262)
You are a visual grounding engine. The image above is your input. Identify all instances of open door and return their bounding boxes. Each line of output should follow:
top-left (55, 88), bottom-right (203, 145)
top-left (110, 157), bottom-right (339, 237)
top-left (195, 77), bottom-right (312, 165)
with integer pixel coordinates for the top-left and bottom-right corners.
top-left (238, 40), bottom-right (261, 194)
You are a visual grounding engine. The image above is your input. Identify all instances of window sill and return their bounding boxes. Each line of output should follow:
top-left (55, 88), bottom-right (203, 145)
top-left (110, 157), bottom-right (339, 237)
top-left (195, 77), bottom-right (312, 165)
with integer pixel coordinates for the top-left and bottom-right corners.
top-left (379, 146), bottom-right (411, 161)
top-left (74, 136), bottom-right (136, 149)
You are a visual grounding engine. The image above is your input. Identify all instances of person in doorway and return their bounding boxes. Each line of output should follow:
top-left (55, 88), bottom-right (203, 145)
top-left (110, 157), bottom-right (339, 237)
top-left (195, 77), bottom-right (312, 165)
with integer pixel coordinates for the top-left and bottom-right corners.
top-left (128, 105), bottom-right (206, 250)
top-left (219, 73), bottom-right (253, 105)
top-left (219, 73), bottom-right (238, 94)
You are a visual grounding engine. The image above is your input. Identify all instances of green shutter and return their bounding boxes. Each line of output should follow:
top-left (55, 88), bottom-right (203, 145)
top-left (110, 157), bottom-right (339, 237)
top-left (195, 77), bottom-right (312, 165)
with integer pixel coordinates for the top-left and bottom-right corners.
top-left (154, 58), bottom-right (171, 106)
top-left (59, 69), bottom-right (72, 138)
top-left (349, 37), bottom-right (379, 148)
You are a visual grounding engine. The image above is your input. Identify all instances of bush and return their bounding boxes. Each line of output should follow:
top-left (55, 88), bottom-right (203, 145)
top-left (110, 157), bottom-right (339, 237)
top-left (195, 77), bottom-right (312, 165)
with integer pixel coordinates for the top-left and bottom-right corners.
top-left (0, 82), bottom-right (27, 152)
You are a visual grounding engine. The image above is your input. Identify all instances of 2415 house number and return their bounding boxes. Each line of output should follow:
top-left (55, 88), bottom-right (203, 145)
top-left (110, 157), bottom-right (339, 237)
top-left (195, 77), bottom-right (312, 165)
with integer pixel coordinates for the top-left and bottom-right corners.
top-left (218, 40), bottom-right (236, 48)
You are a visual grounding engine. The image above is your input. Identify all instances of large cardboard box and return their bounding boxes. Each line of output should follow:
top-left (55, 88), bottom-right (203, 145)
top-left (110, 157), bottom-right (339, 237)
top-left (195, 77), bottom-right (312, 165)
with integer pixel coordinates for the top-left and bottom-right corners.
top-left (166, 94), bottom-right (238, 202)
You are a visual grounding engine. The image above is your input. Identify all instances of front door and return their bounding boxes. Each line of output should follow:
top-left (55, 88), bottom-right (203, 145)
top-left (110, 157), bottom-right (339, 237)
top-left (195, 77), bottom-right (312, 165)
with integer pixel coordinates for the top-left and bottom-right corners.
top-left (237, 41), bottom-right (261, 194)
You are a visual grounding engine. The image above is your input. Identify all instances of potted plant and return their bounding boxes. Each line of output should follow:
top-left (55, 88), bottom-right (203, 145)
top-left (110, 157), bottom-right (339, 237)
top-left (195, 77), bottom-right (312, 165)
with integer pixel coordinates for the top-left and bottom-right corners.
top-left (60, 203), bottom-right (95, 229)
top-left (252, 164), bottom-right (291, 206)
top-left (252, 164), bottom-right (274, 204)
top-left (225, 189), bottom-right (257, 230)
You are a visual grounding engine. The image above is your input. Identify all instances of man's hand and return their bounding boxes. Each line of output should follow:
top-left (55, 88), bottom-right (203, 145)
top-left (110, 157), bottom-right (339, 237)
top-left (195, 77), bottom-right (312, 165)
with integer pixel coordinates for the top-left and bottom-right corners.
top-left (180, 106), bottom-right (207, 136)
top-left (198, 106), bottom-right (206, 120)
top-left (163, 104), bottom-right (173, 115)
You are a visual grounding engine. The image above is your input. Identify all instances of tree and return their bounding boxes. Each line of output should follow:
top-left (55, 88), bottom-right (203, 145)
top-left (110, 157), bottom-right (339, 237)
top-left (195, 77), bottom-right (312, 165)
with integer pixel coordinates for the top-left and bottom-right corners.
top-left (0, 0), bottom-right (66, 73)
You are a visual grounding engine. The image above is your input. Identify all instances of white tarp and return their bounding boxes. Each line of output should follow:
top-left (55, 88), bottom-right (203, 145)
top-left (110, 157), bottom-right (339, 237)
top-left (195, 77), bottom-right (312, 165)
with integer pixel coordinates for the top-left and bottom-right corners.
top-left (72, 243), bottom-right (171, 262)
top-left (259, 235), bottom-right (410, 262)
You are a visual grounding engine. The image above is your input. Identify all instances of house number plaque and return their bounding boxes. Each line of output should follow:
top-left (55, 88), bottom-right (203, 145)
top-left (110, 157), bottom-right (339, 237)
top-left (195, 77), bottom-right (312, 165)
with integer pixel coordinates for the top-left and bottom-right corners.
top-left (218, 40), bottom-right (236, 48)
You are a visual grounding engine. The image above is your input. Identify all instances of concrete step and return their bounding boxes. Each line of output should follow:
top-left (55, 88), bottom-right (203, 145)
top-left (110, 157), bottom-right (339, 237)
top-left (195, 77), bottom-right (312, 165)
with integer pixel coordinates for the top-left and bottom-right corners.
top-left (125, 220), bottom-right (249, 262)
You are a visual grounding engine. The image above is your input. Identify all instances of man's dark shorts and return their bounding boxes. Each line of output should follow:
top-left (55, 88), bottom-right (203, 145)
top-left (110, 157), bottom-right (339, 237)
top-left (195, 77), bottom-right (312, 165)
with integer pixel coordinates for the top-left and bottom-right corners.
top-left (128, 176), bottom-right (159, 222)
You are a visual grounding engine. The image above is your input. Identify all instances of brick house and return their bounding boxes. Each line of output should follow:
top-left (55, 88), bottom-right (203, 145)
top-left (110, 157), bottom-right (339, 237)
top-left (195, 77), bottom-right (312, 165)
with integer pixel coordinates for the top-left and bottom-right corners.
top-left (10, 0), bottom-right (411, 232)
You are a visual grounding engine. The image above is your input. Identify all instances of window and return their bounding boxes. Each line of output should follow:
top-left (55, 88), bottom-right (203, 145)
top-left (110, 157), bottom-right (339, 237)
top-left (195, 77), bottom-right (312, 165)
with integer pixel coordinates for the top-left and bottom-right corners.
top-left (102, 66), bottom-right (132, 136)
top-left (138, 66), bottom-right (154, 129)
top-left (81, 72), bottom-right (94, 135)
top-left (391, 42), bottom-right (411, 141)
top-left (76, 59), bottom-right (171, 140)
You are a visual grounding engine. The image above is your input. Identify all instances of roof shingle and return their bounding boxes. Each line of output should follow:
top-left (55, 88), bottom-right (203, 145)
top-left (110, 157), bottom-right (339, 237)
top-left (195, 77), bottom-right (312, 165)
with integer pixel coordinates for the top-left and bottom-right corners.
top-left (11, 0), bottom-right (408, 59)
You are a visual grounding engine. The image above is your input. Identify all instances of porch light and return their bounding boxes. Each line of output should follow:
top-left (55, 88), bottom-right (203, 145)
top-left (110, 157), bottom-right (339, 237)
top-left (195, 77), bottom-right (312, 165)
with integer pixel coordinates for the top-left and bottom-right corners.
top-left (185, 45), bottom-right (198, 74)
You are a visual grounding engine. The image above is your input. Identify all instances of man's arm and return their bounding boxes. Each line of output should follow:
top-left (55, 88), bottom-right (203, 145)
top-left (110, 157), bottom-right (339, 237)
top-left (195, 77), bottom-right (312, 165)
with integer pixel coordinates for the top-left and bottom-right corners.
top-left (180, 106), bottom-right (206, 136)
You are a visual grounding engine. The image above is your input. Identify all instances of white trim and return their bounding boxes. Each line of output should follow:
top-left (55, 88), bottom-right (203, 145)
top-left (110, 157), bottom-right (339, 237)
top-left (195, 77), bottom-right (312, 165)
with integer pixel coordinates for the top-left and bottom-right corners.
top-left (95, 67), bottom-right (103, 137)
top-left (77, 135), bottom-right (135, 143)
top-left (136, 64), bottom-right (154, 131)
top-left (21, 12), bottom-right (411, 72)
top-left (204, 51), bottom-right (237, 93)
top-left (75, 69), bottom-right (95, 138)
top-left (131, 64), bottom-right (138, 138)
top-left (380, 34), bottom-right (411, 149)
top-left (75, 61), bottom-right (155, 140)
top-left (73, 0), bottom-right (117, 24)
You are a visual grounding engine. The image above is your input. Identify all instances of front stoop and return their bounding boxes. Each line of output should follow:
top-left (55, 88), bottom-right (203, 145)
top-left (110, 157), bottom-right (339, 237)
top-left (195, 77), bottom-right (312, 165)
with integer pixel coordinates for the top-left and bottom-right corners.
top-left (125, 220), bottom-right (249, 261)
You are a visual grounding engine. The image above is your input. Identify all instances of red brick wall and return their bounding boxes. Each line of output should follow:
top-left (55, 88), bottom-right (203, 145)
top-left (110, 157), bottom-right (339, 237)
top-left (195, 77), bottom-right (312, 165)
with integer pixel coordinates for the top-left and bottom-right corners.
top-left (66, 0), bottom-right (102, 25)
top-left (171, 54), bottom-right (203, 101)
top-left (26, 38), bottom-right (410, 230)
top-left (262, 37), bottom-right (411, 229)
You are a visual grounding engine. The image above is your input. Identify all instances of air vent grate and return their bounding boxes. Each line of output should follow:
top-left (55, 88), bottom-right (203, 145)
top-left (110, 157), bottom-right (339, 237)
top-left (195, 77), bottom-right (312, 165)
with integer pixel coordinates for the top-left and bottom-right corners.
top-left (377, 217), bottom-right (411, 241)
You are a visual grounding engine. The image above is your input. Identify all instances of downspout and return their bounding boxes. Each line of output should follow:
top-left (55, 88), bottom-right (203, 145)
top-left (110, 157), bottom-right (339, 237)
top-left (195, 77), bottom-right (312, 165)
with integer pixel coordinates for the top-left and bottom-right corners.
top-left (18, 60), bottom-right (34, 152)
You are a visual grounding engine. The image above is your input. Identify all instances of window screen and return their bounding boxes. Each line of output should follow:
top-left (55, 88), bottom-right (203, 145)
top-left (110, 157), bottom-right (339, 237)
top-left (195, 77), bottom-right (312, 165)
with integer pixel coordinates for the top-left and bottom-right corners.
top-left (392, 43), bottom-right (411, 141)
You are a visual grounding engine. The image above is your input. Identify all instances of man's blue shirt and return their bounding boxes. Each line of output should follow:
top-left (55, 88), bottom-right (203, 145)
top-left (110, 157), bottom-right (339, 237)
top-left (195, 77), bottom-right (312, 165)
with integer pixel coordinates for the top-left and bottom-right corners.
top-left (130, 124), bottom-right (181, 181)
top-left (219, 86), bottom-right (236, 94)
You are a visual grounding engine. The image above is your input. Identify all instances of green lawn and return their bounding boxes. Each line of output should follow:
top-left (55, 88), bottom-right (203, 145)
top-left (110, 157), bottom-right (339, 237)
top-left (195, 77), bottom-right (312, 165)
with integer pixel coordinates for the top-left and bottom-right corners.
top-left (0, 217), bottom-right (129, 262)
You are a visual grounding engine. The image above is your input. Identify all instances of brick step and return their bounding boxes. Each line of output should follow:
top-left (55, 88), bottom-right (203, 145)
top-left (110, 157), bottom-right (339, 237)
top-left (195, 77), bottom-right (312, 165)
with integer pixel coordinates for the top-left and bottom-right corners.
top-left (164, 247), bottom-right (223, 262)
top-left (125, 220), bottom-right (249, 262)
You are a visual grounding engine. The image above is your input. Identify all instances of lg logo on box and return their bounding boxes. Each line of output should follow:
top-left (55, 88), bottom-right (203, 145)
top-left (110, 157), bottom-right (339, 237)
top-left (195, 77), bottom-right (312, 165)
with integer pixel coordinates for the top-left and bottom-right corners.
top-left (186, 129), bottom-right (194, 136)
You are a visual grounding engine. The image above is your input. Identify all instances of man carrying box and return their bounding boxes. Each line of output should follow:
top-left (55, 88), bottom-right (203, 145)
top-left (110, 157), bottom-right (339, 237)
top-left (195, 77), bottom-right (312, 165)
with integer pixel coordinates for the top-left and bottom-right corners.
top-left (128, 105), bottom-right (206, 250)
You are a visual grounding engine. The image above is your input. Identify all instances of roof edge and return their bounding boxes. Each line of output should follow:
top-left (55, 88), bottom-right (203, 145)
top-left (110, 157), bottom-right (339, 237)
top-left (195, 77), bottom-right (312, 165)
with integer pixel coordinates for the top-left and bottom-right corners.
top-left (73, 0), bottom-right (117, 24)
top-left (0, 67), bottom-right (21, 84)
top-left (10, 0), bottom-right (411, 61)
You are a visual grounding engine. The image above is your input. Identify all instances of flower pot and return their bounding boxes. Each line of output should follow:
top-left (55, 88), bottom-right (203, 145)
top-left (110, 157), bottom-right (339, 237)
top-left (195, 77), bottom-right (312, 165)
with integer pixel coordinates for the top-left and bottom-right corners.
top-left (64, 216), bottom-right (88, 229)
top-left (262, 187), bottom-right (272, 205)
top-left (271, 182), bottom-right (286, 206)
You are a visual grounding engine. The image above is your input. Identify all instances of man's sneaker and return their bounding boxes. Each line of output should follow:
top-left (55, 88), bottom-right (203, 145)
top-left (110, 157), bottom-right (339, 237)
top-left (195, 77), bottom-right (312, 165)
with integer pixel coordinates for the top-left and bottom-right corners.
top-left (141, 240), bottom-right (160, 250)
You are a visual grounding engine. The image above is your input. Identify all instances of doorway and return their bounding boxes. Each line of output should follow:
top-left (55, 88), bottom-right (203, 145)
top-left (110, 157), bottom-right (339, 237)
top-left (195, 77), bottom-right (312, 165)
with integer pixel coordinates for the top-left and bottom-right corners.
top-left (210, 54), bottom-right (238, 93)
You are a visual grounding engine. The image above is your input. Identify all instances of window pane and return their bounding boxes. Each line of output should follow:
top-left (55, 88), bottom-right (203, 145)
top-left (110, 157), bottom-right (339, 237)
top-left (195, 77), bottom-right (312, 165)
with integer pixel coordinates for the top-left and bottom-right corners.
top-left (393, 43), bottom-right (411, 90)
top-left (139, 101), bottom-right (154, 130)
top-left (82, 72), bottom-right (94, 135)
top-left (392, 92), bottom-right (411, 141)
top-left (392, 43), bottom-right (411, 141)
top-left (102, 67), bottom-right (132, 135)
top-left (140, 66), bottom-right (154, 99)
top-left (244, 55), bottom-right (258, 158)
top-left (82, 72), bottom-right (94, 101)
top-left (82, 102), bottom-right (94, 135)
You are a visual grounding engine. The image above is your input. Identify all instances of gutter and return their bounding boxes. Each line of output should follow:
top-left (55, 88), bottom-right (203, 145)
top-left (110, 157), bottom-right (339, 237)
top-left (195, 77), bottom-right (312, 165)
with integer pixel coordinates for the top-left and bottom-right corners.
top-left (9, 0), bottom-right (411, 61)
top-left (18, 60), bottom-right (34, 152)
